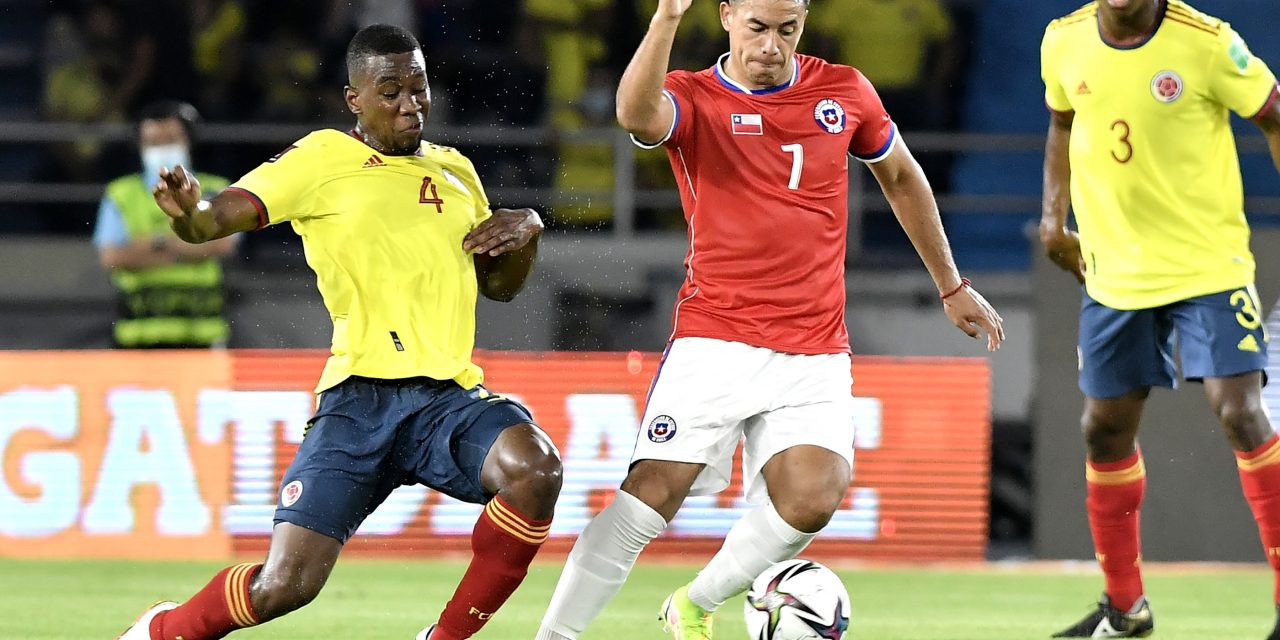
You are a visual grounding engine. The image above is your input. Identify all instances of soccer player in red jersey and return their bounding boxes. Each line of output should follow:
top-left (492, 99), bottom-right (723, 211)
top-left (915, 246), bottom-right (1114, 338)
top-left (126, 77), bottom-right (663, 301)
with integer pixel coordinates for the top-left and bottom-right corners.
top-left (117, 25), bottom-right (560, 640)
top-left (536, 1), bottom-right (1004, 638)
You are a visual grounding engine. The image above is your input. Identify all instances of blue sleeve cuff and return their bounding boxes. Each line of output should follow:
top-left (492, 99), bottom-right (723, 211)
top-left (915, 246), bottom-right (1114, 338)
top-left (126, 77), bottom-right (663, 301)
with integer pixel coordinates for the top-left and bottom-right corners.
top-left (92, 196), bottom-right (131, 248)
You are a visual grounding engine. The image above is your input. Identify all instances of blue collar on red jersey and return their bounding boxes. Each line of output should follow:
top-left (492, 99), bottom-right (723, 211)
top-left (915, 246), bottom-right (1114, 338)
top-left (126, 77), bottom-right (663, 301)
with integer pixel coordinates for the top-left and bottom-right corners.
top-left (713, 53), bottom-right (800, 95)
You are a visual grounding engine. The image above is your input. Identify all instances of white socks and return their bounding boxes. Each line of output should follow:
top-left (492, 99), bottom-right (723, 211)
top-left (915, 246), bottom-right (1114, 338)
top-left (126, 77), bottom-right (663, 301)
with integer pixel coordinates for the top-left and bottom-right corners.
top-left (536, 491), bottom-right (667, 640)
top-left (685, 502), bottom-right (817, 611)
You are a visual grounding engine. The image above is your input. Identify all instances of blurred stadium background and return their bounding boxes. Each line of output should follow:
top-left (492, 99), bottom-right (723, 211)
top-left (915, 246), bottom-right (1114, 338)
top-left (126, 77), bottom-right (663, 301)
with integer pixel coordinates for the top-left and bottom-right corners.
top-left (3, 0), bottom-right (1280, 637)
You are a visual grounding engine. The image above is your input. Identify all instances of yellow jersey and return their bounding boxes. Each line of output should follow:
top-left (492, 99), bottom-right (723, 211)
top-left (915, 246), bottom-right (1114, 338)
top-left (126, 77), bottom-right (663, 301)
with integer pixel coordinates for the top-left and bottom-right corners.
top-left (230, 129), bottom-right (493, 392)
top-left (1041, 0), bottom-right (1279, 310)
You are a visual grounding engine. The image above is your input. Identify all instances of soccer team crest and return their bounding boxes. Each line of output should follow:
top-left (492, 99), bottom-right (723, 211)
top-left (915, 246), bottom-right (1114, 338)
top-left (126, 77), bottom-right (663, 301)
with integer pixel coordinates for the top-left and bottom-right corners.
top-left (813, 99), bottom-right (846, 134)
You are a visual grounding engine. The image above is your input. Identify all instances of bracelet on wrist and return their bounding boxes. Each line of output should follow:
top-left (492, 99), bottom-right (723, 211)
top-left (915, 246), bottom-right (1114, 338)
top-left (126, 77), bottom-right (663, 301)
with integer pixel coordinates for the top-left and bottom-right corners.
top-left (940, 277), bottom-right (971, 300)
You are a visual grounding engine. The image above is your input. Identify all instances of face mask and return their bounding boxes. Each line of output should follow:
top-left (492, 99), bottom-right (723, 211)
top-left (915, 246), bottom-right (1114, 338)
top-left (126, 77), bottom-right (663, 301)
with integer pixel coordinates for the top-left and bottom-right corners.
top-left (141, 143), bottom-right (191, 187)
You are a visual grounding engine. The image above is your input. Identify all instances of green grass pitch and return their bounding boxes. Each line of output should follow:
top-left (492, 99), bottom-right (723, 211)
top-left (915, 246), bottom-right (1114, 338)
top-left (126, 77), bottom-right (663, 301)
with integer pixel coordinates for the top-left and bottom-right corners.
top-left (0, 558), bottom-right (1272, 639)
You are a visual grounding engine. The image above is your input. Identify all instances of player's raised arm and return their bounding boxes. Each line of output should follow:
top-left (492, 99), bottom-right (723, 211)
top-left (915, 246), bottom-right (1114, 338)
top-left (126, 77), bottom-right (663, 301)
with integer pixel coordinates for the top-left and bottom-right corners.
top-left (616, 0), bottom-right (694, 144)
top-left (153, 165), bottom-right (261, 243)
top-left (1039, 109), bottom-right (1084, 283)
top-left (866, 138), bottom-right (1005, 351)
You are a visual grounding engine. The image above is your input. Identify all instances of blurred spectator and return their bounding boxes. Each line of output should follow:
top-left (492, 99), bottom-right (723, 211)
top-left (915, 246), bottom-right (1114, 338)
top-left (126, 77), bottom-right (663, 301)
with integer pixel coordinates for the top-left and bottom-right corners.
top-left (808, 0), bottom-right (958, 131)
top-left (524, 0), bottom-right (612, 128)
top-left (252, 26), bottom-right (325, 122)
top-left (93, 102), bottom-right (237, 348)
top-left (551, 66), bottom-right (617, 230)
top-left (191, 0), bottom-right (252, 120)
top-left (634, 0), bottom-right (724, 71)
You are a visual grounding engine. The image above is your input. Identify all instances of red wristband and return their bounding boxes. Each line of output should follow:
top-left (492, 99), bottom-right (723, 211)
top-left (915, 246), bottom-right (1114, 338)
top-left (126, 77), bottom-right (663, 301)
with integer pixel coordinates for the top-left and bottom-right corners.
top-left (940, 277), bottom-right (971, 300)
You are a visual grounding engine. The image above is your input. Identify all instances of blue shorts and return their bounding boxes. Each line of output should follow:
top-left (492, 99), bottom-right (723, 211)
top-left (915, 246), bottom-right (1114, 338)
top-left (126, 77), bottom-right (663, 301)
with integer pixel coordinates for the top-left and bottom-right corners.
top-left (1078, 286), bottom-right (1269, 399)
top-left (274, 376), bottom-right (534, 543)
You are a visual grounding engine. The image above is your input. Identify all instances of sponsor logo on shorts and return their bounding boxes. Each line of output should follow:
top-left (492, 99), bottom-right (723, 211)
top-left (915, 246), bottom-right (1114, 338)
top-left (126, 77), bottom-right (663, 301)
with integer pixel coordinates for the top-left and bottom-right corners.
top-left (647, 415), bottom-right (677, 443)
top-left (281, 480), bottom-right (304, 507)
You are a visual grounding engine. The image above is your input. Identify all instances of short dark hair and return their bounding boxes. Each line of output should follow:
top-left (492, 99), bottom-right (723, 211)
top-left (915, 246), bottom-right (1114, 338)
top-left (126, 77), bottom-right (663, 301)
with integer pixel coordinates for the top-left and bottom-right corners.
top-left (138, 101), bottom-right (201, 140)
top-left (346, 24), bottom-right (422, 81)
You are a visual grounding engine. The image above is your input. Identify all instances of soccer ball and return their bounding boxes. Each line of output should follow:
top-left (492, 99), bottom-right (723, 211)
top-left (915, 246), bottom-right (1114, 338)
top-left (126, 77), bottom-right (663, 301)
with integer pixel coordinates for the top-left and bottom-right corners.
top-left (744, 559), bottom-right (850, 640)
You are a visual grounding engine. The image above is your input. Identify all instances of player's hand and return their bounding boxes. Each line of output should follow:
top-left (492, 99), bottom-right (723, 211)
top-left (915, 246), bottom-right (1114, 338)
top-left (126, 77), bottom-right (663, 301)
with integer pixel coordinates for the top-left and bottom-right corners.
top-left (463, 208), bottom-right (544, 257)
top-left (655, 0), bottom-right (695, 20)
top-left (942, 285), bottom-right (1005, 352)
top-left (1040, 225), bottom-right (1086, 283)
top-left (152, 165), bottom-right (203, 220)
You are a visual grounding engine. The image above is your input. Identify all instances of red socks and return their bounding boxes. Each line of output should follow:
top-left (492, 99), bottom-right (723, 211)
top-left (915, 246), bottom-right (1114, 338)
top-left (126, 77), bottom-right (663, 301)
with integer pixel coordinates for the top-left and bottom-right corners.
top-left (1085, 452), bottom-right (1146, 611)
top-left (151, 563), bottom-right (261, 640)
top-left (1237, 435), bottom-right (1280, 603)
top-left (433, 496), bottom-right (551, 640)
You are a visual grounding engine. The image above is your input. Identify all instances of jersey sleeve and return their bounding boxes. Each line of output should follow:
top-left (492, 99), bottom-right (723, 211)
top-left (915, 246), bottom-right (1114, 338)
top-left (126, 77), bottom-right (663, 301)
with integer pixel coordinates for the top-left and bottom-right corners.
top-left (92, 195), bottom-right (130, 248)
top-left (631, 70), bottom-right (696, 149)
top-left (1208, 25), bottom-right (1279, 120)
top-left (455, 153), bottom-right (493, 225)
top-left (1041, 26), bottom-right (1072, 113)
top-left (226, 135), bottom-right (324, 227)
top-left (848, 71), bottom-right (897, 164)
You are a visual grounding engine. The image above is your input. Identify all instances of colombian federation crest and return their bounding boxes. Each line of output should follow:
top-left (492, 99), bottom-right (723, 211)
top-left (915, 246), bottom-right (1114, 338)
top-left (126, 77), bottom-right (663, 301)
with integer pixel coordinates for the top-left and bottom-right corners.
top-left (813, 99), bottom-right (846, 134)
top-left (647, 415), bottom-right (677, 443)
top-left (1151, 70), bottom-right (1183, 103)
top-left (281, 480), bottom-right (304, 507)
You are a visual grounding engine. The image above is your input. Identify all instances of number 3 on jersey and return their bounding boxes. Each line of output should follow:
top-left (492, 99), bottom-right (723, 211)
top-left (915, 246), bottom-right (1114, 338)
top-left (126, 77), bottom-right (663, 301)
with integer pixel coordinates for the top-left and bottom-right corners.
top-left (781, 144), bottom-right (804, 190)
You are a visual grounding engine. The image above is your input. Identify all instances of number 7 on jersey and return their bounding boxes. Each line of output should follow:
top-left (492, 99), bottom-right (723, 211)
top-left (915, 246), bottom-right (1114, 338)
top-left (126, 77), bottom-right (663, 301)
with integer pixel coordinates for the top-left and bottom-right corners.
top-left (781, 144), bottom-right (803, 190)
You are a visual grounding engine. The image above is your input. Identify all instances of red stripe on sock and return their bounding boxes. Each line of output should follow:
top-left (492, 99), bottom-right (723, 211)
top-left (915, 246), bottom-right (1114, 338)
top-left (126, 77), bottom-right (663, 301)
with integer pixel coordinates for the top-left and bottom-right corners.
top-left (1085, 454), bottom-right (1145, 612)
top-left (1238, 435), bottom-right (1280, 461)
top-left (434, 497), bottom-right (551, 640)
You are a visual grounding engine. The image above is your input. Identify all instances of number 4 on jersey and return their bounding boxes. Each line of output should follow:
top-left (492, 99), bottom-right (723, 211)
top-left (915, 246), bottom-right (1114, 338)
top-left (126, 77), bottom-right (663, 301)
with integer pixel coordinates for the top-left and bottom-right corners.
top-left (420, 176), bottom-right (444, 212)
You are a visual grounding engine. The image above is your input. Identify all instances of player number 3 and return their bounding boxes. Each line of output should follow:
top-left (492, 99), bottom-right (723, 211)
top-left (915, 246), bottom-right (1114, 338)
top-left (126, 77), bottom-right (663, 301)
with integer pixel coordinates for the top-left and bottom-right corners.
top-left (781, 143), bottom-right (804, 190)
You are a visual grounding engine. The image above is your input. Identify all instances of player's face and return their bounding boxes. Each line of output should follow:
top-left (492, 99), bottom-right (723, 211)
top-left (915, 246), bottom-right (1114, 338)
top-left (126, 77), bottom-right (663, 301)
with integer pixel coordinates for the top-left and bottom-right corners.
top-left (721, 0), bottom-right (806, 88)
top-left (1097, 0), bottom-right (1156, 20)
top-left (346, 50), bottom-right (431, 153)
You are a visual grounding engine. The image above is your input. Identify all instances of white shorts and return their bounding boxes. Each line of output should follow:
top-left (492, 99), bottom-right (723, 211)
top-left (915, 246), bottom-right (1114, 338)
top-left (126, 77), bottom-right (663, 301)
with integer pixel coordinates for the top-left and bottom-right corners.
top-left (631, 337), bottom-right (856, 504)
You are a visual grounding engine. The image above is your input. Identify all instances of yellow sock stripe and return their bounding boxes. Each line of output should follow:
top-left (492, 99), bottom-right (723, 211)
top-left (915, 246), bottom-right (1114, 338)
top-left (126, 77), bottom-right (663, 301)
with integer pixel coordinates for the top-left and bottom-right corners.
top-left (227, 563), bottom-right (258, 627)
top-left (1238, 440), bottom-right (1280, 471)
top-left (488, 498), bottom-right (551, 534)
top-left (485, 502), bottom-right (549, 545)
top-left (223, 564), bottom-right (251, 627)
top-left (1085, 458), bottom-right (1146, 485)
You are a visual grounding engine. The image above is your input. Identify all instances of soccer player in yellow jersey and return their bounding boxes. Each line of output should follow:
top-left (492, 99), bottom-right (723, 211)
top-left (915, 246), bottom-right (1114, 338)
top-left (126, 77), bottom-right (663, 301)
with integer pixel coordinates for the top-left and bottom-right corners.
top-left (117, 25), bottom-right (561, 640)
top-left (1040, 0), bottom-right (1280, 636)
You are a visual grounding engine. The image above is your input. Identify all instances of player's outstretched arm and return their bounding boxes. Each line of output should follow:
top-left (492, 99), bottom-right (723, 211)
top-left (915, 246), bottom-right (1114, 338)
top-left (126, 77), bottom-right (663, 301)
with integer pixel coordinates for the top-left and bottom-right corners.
top-left (465, 208), bottom-right (544, 302)
top-left (616, 0), bottom-right (693, 144)
top-left (867, 138), bottom-right (1005, 351)
top-left (152, 166), bottom-right (260, 243)
top-left (1256, 102), bottom-right (1280, 176)
top-left (1039, 109), bottom-right (1084, 283)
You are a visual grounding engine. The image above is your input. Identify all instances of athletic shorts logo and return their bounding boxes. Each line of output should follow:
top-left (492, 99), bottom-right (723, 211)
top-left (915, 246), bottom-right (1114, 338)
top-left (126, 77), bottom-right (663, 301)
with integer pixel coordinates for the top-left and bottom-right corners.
top-left (1151, 71), bottom-right (1183, 103)
top-left (281, 480), bottom-right (304, 507)
top-left (647, 415), bottom-right (677, 443)
top-left (813, 99), bottom-right (846, 134)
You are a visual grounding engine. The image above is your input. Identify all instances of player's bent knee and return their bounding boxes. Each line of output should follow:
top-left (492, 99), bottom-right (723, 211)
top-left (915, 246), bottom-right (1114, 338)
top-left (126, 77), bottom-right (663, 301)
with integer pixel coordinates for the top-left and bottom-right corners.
top-left (249, 565), bottom-right (328, 619)
top-left (773, 496), bottom-right (840, 534)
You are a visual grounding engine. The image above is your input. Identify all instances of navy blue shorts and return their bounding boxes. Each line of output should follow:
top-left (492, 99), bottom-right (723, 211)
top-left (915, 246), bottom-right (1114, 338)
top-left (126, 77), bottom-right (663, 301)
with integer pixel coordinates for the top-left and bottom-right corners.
top-left (273, 376), bottom-right (534, 543)
top-left (1078, 286), bottom-right (1269, 399)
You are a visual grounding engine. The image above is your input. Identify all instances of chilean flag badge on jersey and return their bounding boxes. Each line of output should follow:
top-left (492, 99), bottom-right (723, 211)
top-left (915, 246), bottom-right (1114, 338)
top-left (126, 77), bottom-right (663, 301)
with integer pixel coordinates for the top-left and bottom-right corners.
top-left (731, 113), bottom-right (764, 135)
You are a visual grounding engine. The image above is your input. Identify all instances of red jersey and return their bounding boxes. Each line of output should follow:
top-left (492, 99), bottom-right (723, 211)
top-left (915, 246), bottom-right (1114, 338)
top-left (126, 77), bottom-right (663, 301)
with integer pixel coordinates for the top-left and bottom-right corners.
top-left (639, 53), bottom-right (896, 354)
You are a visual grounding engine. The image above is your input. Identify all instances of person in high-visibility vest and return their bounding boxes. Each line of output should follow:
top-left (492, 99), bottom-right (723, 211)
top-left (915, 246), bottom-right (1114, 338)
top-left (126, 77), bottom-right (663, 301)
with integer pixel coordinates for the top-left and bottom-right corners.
top-left (92, 101), bottom-right (237, 348)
